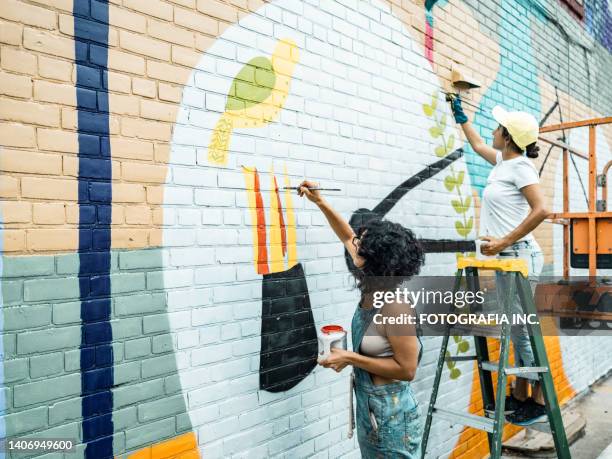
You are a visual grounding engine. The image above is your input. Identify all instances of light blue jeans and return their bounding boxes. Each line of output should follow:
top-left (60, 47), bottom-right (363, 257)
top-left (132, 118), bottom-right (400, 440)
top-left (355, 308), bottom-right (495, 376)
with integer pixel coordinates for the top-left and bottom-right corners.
top-left (495, 240), bottom-right (544, 380)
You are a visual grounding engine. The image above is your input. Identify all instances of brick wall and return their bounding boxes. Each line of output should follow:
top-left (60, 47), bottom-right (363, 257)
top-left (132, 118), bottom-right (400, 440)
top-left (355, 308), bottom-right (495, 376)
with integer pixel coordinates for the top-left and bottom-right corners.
top-left (1, 0), bottom-right (611, 458)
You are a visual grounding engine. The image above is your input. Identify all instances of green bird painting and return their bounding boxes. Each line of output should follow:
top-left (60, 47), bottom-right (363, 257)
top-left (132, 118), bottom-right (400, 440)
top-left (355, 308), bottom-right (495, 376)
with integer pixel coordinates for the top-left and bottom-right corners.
top-left (208, 38), bottom-right (299, 165)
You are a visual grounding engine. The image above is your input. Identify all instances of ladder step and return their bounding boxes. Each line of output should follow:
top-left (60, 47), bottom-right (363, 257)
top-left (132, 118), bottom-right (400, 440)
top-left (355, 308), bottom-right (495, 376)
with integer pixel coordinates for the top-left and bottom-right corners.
top-left (480, 361), bottom-right (549, 380)
top-left (447, 355), bottom-right (478, 362)
top-left (433, 406), bottom-right (496, 433)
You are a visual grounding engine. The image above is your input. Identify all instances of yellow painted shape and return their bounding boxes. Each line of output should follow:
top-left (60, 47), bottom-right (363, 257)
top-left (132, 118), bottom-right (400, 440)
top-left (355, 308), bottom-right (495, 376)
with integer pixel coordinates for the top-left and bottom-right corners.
top-left (121, 432), bottom-right (199, 459)
top-left (457, 256), bottom-right (528, 278)
top-left (125, 448), bottom-right (151, 459)
top-left (242, 166), bottom-right (260, 273)
top-left (151, 432), bottom-right (198, 458)
top-left (283, 165), bottom-right (297, 269)
top-left (268, 166), bottom-right (284, 273)
top-left (208, 38), bottom-right (299, 165)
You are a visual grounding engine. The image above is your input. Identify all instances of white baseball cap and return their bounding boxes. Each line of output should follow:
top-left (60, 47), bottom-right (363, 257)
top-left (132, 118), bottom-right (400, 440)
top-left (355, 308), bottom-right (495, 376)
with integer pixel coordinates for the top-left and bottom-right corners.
top-left (492, 105), bottom-right (539, 150)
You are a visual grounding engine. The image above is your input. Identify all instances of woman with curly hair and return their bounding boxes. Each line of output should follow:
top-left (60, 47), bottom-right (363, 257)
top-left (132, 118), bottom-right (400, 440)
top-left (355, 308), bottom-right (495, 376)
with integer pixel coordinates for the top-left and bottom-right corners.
top-left (298, 180), bottom-right (425, 458)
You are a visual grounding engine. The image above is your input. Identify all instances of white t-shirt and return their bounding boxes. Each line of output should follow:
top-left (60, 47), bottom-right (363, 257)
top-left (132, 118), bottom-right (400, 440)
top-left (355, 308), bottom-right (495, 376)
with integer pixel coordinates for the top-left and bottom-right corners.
top-left (479, 151), bottom-right (540, 243)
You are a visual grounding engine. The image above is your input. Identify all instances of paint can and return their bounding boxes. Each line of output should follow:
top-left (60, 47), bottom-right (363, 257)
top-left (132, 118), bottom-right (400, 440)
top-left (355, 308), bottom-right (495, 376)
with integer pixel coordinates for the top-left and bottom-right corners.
top-left (475, 239), bottom-right (495, 260)
top-left (317, 325), bottom-right (347, 363)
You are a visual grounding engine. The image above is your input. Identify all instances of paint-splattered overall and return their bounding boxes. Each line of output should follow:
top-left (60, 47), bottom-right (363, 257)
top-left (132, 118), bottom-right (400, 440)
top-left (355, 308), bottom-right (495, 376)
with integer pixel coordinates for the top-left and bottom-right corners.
top-left (351, 305), bottom-right (423, 458)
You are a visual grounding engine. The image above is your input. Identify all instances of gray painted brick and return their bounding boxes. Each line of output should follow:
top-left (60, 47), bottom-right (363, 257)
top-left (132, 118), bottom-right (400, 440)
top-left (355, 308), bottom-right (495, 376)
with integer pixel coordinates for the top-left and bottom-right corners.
top-left (2, 334), bottom-right (17, 359)
top-left (23, 421), bottom-right (80, 442)
top-left (13, 373), bottom-right (80, 407)
top-left (142, 313), bottom-right (168, 334)
top-left (124, 337), bottom-right (151, 360)
top-left (111, 272), bottom-right (146, 294)
top-left (164, 374), bottom-right (182, 395)
top-left (114, 361), bottom-right (141, 385)
top-left (175, 412), bottom-right (194, 433)
top-left (113, 434), bottom-right (127, 459)
top-left (17, 326), bottom-right (80, 355)
top-left (3, 256), bottom-right (55, 277)
top-left (113, 341), bottom-right (124, 362)
top-left (151, 333), bottom-right (174, 354)
top-left (2, 280), bottom-right (23, 304)
top-left (29, 351), bottom-right (64, 379)
top-left (125, 417), bottom-right (175, 450)
top-left (23, 277), bottom-right (79, 302)
top-left (141, 353), bottom-right (183, 379)
top-left (111, 317), bottom-right (142, 339)
top-left (114, 293), bottom-right (166, 316)
top-left (137, 394), bottom-right (187, 422)
top-left (114, 379), bottom-right (164, 409)
top-left (36, 453), bottom-right (64, 459)
top-left (112, 406), bottom-right (138, 432)
top-left (118, 249), bottom-right (164, 270)
top-left (3, 304), bottom-right (52, 331)
top-left (4, 406), bottom-right (48, 435)
top-left (64, 349), bottom-right (80, 372)
top-left (3, 358), bottom-right (28, 384)
top-left (0, 387), bottom-right (10, 412)
top-left (55, 254), bottom-right (78, 275)
top-left (49, 397), bottom-right (81, 425)
top-left (52, 301), bottom-right (81, 325)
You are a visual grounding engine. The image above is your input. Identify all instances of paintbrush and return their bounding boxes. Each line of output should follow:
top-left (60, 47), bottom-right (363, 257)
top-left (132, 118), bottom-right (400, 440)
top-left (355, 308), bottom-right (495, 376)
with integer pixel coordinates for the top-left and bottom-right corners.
top-left (441, 91), bottom-right (480, 109)
top-left (283, 187), bottom-right (342, 191)
top-left (240, 166), bottom-right (341, 191)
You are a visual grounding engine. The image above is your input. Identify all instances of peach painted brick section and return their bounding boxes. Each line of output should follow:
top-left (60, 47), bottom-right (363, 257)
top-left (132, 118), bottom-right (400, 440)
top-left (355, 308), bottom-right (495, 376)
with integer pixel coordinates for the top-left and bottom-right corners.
top-left (21, 177), bottom-right (77, 201)
top-left (0, 124), bottom-right (36, 148)
top-left (0, 150), bottom-right (62, 175)
top-left (0, 72), bottom-right (32, 98)
top-left (32, 203), bottom-right (66, 225)
top-left (0, 0), bottom-right (236, 252)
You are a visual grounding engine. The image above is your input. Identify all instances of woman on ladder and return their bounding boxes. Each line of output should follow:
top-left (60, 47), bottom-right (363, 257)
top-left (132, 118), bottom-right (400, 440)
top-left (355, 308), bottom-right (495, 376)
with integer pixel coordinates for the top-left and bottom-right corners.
top-left (450, 96), bottom-right (549, 425)
top-left (297, 181), bottom-right (425, 458)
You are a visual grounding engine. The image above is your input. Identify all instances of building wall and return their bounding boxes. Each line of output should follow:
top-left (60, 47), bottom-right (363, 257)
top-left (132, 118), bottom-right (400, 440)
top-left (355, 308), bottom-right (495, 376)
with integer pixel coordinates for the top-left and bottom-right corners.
top-left (1, 0), bottom-right (611, 458)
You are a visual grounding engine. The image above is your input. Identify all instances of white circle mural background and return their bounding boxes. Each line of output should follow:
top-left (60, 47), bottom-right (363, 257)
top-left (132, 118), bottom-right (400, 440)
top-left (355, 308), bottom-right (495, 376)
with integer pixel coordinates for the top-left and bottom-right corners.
top-left (164, 0), bottom-right (475, 455)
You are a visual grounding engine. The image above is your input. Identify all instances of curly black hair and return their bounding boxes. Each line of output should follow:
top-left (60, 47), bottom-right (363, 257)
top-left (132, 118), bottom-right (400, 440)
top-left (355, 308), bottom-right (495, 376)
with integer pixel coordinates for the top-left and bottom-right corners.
top-left (346, 218), bottom-right (425, 294)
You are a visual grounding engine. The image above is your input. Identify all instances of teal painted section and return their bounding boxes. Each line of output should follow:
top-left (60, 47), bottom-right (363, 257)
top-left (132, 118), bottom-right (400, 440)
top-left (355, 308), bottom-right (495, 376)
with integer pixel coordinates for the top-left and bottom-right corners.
top-left (0, 220), bottom-right (5, 441)
top-left (1, 254), bottom-right (82, 450)
top-left (465, 0), bottom-right (544, 196)
top-left (0, 250), bottom-right (193, 458)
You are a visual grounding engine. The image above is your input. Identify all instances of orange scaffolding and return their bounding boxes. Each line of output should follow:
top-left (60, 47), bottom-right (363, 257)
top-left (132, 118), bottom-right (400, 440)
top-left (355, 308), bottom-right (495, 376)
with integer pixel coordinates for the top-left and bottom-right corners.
top-left (537, 116), bottom-right (612, 321)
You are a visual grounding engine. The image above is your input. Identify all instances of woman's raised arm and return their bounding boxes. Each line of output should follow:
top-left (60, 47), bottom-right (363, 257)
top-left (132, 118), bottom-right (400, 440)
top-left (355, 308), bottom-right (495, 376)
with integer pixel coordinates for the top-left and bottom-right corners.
top-left (298, 180), bottom-right (363, 266)
top-left (450, 97), bottom-right (498, 166)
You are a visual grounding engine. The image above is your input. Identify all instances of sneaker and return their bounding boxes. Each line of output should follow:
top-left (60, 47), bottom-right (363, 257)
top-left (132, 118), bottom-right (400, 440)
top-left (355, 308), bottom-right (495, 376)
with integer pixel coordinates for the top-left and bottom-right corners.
top-left (483, 394), bottom-right (526, 416)
top-left (506, 398), bottom-right (547, 426)
top-left (503, 394), bottom-right (526, 415)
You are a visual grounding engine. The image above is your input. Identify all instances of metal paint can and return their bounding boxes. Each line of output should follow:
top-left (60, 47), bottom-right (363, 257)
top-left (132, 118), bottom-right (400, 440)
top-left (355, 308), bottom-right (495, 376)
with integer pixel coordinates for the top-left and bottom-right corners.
top-left (317, 325), bottom-right (347, 362)
top-left (475, 239), bottom-right (495, 260)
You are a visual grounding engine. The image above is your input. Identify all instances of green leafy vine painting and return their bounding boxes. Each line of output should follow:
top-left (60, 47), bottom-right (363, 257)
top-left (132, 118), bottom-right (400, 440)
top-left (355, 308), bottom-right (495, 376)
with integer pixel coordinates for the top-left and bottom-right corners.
top-left (423, 90), bottom-right (474, 379)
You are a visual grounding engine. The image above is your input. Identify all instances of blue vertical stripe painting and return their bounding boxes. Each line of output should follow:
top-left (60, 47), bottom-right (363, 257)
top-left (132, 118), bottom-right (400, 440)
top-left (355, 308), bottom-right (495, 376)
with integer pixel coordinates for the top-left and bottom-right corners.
top-left (74, 1), bottom-right (114, 457)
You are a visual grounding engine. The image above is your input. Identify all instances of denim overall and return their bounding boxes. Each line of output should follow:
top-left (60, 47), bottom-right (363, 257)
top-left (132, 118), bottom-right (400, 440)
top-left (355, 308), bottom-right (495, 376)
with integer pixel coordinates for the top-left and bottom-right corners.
top-left (350, 305), bottom-right (423, 458)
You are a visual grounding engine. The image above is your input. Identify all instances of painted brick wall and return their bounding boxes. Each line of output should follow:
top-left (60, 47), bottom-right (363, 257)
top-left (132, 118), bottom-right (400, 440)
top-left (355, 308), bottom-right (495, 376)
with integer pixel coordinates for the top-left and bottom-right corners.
top-left (1, 0), bottom-right (611, 458)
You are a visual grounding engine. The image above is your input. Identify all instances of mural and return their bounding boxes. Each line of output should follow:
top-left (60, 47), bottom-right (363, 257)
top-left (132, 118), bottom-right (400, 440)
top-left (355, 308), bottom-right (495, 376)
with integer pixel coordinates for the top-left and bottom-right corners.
top-left (0, 0), bottom-right (611, 458)
top-left (165, 0), bottom-right (476, 454)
